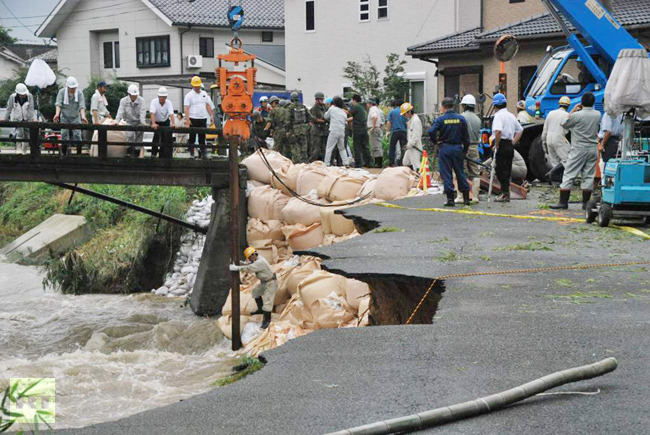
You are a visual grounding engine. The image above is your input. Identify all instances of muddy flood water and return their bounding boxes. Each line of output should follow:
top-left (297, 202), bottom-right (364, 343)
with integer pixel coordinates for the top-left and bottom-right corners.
top-left (0, 260), bottom-right (237, 429)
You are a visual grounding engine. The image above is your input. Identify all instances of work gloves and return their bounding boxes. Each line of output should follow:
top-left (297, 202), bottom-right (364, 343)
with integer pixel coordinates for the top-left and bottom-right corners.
top-left (229, 264), bottom-right (240, 272)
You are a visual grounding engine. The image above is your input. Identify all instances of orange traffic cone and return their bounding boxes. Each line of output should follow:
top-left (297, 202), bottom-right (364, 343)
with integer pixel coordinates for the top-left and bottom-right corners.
top-left (418, 150), bottom-right (431, 190)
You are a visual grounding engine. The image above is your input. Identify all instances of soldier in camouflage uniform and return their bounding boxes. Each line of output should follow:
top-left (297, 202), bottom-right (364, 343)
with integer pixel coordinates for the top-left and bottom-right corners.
top-left (265, 96), bottom-right (290, 158)
top-left (287, 91), bottom-right (313, 164)
top-left (309, 91), bottom-right (329, 161)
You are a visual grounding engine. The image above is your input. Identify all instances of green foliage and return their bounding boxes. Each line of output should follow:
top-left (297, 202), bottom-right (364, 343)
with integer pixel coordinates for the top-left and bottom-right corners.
top-left (1, 378), bottom-right (54, 433)
top-left (0, 65), bottom-right (63, 121)
top-left (82, 76), bottom-right (129, 118)
top-left (0, 26), bottom-right (16, 47)
top-left (343, 53), bottom-right (409, 103)
top-left (214, 356), bottom-right (265, 387)
top-left (374, 226), bottom-right (403, 233)
top-left (436, 250), bottom-right (467, 262)
top-left (495, 242), bottom-right (553, 252)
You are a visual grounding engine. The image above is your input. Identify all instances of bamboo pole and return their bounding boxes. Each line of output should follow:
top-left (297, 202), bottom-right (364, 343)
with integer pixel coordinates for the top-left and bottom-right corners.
top-left (327, 357), bottom-right (617, 435)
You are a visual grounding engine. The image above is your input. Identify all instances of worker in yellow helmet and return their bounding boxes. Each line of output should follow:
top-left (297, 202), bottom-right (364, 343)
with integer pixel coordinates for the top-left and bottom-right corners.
top-left (229, 247), bottom-right (276, 329)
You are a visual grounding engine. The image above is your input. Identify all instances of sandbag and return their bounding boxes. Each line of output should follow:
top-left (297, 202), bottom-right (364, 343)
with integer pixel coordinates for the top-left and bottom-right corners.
top-left (279, 296), bottom-right (314, 329)
top-left (374, 167), bottom-right (418, 200)
top-left (221, 289), bottom-right (259, 316)
top-left (296, 166), bottom-right (328, 195)
top-left (90, 119), bottom-right (129, 157)
top-left (274, 240), bottom-right (293, 262)
top-left (248, 185), bottom-right (291, 221)
top-left (308, 292), bottom-right (355, 329)
top-left (216, 315), bottom-right (251, 340)
top-left (346, 278), bottom-right (370, 310)
top-left (357, 296), bottom-right (371, 326)
top-left (270, 163), bottom-right (305, 196)
top-left (297, 270), bottom-right (347, 309)
top-left (246, 218), bottom-right (285, 243)
top-left (320, 205), bottom-right (356, 236)
top-left (281, 197), bottom-right (323, 226)
top-left (250, 239), bottom-right (279, 264)
top-left (323, 230), bottom-right (361, 246)
top-left (285, 257), bottom-right (322, 295)
top-left (317, 174), bottom-right (365, 202)
top-left (242, 148), bottom-right (292, 184)
top-left (359, 178), bottom-right (377, 198)
top-left (282, 223), bottom-right (324, 251)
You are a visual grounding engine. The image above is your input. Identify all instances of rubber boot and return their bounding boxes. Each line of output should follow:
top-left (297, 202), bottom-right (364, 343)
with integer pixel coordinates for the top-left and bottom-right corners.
top-left (454, 190), bottom-right (464, 204)
top-left (445, 191), bottom-right (455, 207)
top-left (550, 189), bottom-right (570, 210)
top-left (261, 311), bottom-right (272, 329)
top-left (251, 297), bottom-right (264, 315)
top-left (471, 178), bottom-right (481, 203)
top-left (582, 190), bottom-right (592, 210)
top-left (463, 190), bottom-right (471, 206)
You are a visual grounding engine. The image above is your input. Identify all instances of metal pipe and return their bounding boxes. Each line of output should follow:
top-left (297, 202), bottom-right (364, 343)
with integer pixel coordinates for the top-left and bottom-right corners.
top-left (327, 357), bottom-right (618, 435)
top-left (49, 182), bottom-right (207, 234)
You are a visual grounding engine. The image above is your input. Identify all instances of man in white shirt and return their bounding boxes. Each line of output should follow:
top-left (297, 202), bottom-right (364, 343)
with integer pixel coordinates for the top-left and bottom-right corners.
top-left (90, 81), bottom-right (111, 125)
top-left (401, 102), bottom-right (422, 172)
top-left (323, 96), bottom-right (351, 167)
top-left (115, 84), bottom-right (146, 158)
top-left (597, 110), bottom-right (623, 163)
top-left (367, 99), bottom-right (384, 168)
top-left (150, 87), bottom-right (175, 158)
top-left (491, 93), bottom-right (523, 202)
top-left (184, 76), bottom-right (214, 159)
top-left (542, 96), bottom-right (571, 170)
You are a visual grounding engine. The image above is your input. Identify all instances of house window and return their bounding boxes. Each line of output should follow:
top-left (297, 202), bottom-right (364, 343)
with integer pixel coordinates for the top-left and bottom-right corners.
top-left (136, 35), bottom-right (170, 68)
top-left (359, 0), bottom-right (370, 21)
top-left (306, 1), bottom-right (315, 31)
top-left (518, 66), bottom-right (537, 101)
top-left (103, 41), bottom-right (120, 69)
top-left (378, 0), bottom-right (389, 20)
top-left (199, 37), bottom-right (214, 58)
top-left (262, 31), bottom-right (273, 42)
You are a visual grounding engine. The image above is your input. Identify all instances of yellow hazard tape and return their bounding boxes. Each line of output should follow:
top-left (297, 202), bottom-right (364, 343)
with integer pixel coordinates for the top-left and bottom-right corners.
top-left (374, 202), bottom-right (650, 240)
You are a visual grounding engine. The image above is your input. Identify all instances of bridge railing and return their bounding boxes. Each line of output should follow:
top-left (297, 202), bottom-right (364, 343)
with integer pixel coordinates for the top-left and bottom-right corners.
top-left (0, 120), bottom-right (229, 160)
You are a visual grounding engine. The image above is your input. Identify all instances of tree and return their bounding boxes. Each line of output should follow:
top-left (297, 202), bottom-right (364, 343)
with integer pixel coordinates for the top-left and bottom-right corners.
top-left (0, 66), bottom-right (63, 121)
top-left (343, 53), bottom-right (409, 104)
top-left (82, 76), bottom-right (130, 118)
top-left (0, 26), bottom-right (16, 47)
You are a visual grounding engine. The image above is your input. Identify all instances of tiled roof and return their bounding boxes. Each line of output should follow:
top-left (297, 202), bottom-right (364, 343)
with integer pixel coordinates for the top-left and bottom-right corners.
top-left (31, 47), bottom-right (58, 63)
top-left (7, 44), bottom-right (55, 62)
top-left (407, 27), bottom-right (482, 54)
top-left (149, 0), bottom-right (284, 29)
top-left (408, 0), bottom-right (650, 56)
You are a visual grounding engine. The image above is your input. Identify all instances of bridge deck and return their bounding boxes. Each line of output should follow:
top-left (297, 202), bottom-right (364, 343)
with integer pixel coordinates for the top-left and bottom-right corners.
top-left (0, 155), bottom-right (235, 187)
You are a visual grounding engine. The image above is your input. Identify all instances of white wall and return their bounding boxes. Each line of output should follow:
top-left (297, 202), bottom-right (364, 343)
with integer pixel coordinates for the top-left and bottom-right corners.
top-left (0, 55), bottom-right (23, 81)
top-left (285, 0), bottom-right (480, 111)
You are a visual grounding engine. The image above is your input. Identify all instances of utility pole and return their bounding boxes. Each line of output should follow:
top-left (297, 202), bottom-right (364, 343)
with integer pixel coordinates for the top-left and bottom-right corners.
top-left (219, 5), bottom-right (256, 350)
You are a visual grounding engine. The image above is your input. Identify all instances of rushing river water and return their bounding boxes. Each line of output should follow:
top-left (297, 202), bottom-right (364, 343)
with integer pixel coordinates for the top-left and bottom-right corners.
top-left (0, 260), bottom-right (237, 429)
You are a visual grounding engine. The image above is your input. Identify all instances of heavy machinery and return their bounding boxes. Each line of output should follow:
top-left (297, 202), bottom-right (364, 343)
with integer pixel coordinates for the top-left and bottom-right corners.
top-left (516, 0), bottom-right (649, 180)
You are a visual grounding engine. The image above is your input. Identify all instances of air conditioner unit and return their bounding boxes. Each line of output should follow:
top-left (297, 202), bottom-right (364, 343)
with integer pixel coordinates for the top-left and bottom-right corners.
top-left (187, 55), bottom-right (203, 69)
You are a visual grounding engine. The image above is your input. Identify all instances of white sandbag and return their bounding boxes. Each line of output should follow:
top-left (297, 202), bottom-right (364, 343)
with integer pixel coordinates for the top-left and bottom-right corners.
top-left (271, 163), bottom-right (305, 196)
top-left (511, 150), bottom-right (528, 183)
top-left (297, 270), bottom-right (347, 309)
top-left (281, 196), bottom-right (323, 226)
top-left (250, 239), bottom-right (279, 264)
top-left (282, 223), bottom-right (324, 251)
top-left (90, 119), bottom-right (129, 157)
top-left (605, 49), bottom-right (650, 117)
top-left (296, 166), bottom-right (328, 195)
top-left (374, 167), bottom-right (418, 200)
top-left (317, 173), bottom-right (366, 202)
top-left (320, 205), bottom-right (356, 236)
top-left (247, 218), bottom-right (284, 243)
top-left (216, 315), bottom-right (251, 340)
top-left (248, 185), bottom-right (291, 221)
top-left (242, 148), bottom-right (292, 184)
top-left (346, 278), bottom-right (370, 310)
top-left (309, 292), bottom-right (355, 329)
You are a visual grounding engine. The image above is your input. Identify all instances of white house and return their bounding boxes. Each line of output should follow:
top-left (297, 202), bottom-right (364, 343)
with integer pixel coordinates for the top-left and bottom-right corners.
top-left (36, 0), bottom-right (286, 109)
top-left (284, 0), bottom-right (481, 112)
top-left (0, 47), bottom-right (26, 81)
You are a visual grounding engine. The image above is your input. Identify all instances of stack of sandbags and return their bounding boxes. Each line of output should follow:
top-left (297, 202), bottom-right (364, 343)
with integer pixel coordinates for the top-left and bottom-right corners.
top-left (281, 195), bottom-right (326, 227)
top-left (248, 185), bottom-right (291, 221)
top-left (270, 163), bottom-right (305, 196)
top-left (373, 167), bottom-right (419, 200)
top-left (317, 172), bottom-right (366, 202)
top-left (246, 218), bottom-right (284, 244)
top-left (282, 223), bottom-right (324, 251)
top-left (242, 148), bottom-right (292, 184)
top-left (296, 165), bottom-right (328, 195)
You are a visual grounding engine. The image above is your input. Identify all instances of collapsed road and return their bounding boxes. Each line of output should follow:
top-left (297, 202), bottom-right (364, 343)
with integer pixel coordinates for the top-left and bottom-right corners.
top-left (61, 189), bottom-right (650, 435)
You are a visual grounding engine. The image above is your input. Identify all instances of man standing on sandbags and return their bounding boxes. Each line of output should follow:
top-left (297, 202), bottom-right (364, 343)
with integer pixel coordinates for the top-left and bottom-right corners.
top-left (229, 247), bottom-right (276, 329)
top-left (428, 97), bottom-right (471, 207)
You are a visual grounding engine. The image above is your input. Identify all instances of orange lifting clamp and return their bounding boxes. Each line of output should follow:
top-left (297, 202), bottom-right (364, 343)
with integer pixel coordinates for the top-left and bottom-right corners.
top-left (217, 37), bottom-right (257, 141)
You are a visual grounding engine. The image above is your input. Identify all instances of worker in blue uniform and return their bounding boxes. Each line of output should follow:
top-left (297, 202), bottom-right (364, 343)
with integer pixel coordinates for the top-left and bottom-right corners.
top-left (428, 97), bottom-right (471, 207)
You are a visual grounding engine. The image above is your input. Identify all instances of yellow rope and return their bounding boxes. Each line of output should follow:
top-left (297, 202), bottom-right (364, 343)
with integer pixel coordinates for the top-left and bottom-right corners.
top-left (405, 261), bottom-right (650, 324)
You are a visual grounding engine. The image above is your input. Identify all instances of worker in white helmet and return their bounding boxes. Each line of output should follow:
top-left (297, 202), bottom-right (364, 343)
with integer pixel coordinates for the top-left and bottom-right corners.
top-left (458, 94), bottom-right (482, 203)
top-left (516, 100), bottom-right (534, 124)
top-left (149, 87), bottom-right (175, 158)
top-left (4, 83), bottom-right (36, 154)
top-left (115, 84), bottom-right (146, 157)
top-left (400, 102), bottom-right (423, 172)
top-left (54, 76), bottom-right (87, 155)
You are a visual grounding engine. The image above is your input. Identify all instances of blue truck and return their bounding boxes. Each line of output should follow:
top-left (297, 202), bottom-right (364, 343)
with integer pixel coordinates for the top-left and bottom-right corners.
top-left (516, 0), bottom-right (648, 181)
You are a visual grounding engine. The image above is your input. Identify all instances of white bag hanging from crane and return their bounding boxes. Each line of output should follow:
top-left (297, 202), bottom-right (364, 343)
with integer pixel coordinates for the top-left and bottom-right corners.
top-left (24, 59), bottom-right (57, 89)
top-left (604, 49), bottom-right (650, 118)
